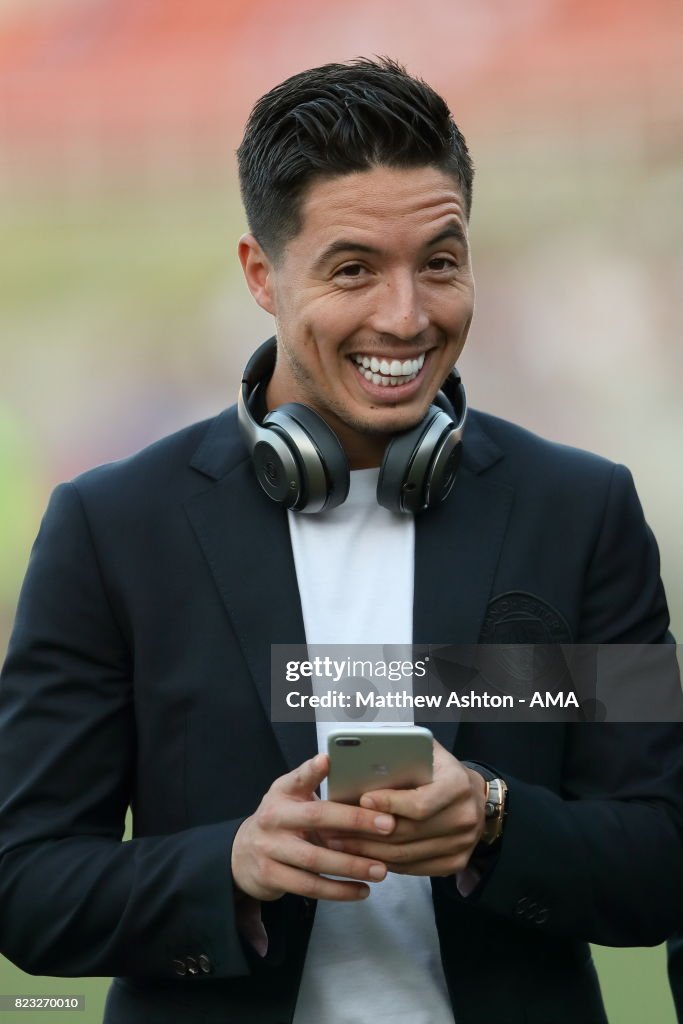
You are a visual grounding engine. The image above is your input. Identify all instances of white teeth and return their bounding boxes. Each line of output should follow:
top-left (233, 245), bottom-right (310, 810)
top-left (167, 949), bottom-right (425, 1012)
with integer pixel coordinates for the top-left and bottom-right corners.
top-left (352, 352), bottom-right (427, 371)
top-left (353, 351), bottom-right (428, 386)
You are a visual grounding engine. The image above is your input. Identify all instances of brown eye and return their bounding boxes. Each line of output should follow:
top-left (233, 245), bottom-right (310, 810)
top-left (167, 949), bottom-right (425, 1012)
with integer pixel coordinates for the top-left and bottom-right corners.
top-left (337, 264), bottom-right (365, 278)
top-left (427, 257), bottom-right (456, 272)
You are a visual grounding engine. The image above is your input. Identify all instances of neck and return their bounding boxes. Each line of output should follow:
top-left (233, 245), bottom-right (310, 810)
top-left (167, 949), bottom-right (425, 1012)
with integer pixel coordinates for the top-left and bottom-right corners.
top-left (342, 434), bottom-right (387, 470)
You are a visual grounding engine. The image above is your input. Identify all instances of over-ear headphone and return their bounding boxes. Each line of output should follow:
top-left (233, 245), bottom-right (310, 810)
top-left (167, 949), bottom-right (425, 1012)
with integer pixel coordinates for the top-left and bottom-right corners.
top-left (237, 336), bottom-right (467, 514)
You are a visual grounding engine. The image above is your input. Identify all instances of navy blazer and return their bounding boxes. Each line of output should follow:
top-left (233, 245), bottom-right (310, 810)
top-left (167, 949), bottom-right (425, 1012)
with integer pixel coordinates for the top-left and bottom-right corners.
top-left (1, 404), bottom-right (682, 1024)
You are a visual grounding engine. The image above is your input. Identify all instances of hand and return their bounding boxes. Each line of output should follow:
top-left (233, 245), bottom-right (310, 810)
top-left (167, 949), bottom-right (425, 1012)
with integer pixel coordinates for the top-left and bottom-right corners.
top-left (322, 741), bottom-right (486, 877)
top-left (231, 753), bottom-right (396, 902)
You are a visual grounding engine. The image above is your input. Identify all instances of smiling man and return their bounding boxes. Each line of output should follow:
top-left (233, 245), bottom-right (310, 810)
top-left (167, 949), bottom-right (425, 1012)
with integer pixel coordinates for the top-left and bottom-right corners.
top-left (1, 58), bottom-right (682, 1024)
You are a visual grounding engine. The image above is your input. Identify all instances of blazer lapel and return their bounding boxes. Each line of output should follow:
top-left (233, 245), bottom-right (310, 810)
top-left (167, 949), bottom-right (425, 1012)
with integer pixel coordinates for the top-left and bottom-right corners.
top-left (414, 412), bottom-right (514, 751)
top-left (184, 408), bottom-right (317, 772)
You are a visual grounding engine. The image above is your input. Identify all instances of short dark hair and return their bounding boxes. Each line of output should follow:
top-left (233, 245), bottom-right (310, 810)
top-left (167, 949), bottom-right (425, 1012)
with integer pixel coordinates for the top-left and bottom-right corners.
top-left (236, 57), bottom-right (474, 262)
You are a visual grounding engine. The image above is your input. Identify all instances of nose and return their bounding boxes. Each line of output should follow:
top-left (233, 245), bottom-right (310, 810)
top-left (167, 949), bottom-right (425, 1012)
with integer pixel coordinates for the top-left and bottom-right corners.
top-left (367, 272), bottom-right (430, 341)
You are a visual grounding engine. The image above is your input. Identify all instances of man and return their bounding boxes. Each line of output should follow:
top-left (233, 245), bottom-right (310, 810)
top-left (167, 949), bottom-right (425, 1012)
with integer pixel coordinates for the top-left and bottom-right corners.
top-left (0, 57), bottom-right (681, 1024)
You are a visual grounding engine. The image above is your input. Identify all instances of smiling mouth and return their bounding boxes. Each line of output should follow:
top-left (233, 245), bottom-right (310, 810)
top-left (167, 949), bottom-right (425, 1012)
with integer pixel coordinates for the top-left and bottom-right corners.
top-left (351, 352), bottom-right (426, 387)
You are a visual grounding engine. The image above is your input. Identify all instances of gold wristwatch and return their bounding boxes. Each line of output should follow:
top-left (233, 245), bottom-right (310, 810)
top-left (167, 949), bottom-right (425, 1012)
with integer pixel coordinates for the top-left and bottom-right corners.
top-left (482, 776), bottom-right (508, 845)
top-left (463, 761), bottom-right (508, 846)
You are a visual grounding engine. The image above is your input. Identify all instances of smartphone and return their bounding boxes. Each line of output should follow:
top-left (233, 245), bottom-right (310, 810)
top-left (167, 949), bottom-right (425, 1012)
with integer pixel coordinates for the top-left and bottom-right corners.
top-left (327, 726), bottom-right (433, 805)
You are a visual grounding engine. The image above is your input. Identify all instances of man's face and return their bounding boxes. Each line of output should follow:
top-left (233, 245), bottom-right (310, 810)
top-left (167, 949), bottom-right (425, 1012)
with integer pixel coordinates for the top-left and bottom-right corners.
top-left (239, 164), bottom-right (475, 468)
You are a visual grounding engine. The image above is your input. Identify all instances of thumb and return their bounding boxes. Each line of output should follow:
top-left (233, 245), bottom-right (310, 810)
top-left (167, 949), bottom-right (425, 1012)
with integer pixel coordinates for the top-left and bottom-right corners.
top-left (278, 752), bottom-right (329, 796)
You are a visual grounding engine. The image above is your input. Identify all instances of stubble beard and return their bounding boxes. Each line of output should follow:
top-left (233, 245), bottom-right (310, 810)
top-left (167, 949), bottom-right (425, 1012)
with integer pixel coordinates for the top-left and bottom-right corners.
top-left (279, 338), bottom-right (426, 441)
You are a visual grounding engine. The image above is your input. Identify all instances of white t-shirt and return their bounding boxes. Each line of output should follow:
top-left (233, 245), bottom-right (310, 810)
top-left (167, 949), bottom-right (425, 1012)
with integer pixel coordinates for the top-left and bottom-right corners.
top-left (288, 468), bottom-right (455, 1024)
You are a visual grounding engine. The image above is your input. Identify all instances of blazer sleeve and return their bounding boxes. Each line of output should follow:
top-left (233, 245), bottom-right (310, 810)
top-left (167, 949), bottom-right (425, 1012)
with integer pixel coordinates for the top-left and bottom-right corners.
top-left (0, 482), bottom-right (253, 979)
top-left (455, 463), bottom-right (683, 946)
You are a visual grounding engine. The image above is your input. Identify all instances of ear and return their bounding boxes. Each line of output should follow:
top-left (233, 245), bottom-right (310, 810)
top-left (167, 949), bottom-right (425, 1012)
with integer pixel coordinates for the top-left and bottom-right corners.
top-left (238, 234), bottom-right (277, 315)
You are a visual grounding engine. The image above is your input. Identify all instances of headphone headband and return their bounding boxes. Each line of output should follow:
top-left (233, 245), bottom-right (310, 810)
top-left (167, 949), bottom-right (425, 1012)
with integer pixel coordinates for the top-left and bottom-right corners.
top-left (241, 339), bottom-right (278, 390)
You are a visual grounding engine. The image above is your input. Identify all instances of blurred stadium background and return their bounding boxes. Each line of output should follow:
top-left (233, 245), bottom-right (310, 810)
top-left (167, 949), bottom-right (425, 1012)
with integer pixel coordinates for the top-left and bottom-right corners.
top-left (1, 0), bottom-right (682, 1020)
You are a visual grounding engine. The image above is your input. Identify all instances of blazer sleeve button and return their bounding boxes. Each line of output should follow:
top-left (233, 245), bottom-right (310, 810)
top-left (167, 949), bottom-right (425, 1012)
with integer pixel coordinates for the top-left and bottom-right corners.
top-left (535, 908), bottom-right (550, 924)
top-left (186, 956), bottom-right (199, 975)
top-left (172, 959), bottom-right (187, 976)
top-left (198, 954), bottom-right (213, 974)
top-left (514, 897), bottom-right (529, 915)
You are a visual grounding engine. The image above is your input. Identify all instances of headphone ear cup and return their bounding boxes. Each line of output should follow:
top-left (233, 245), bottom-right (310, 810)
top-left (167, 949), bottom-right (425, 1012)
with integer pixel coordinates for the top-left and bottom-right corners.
top-left (377, 406), bottom-right (463, 514)
top-left (377, 411), bottom-right (438, 514)
top-left (263, 403), bottom-right (350, 513)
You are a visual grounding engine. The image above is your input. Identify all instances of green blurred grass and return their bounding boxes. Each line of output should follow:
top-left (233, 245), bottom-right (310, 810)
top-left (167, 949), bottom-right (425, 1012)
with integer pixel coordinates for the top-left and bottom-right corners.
top-left (1, 179), bottom-right (245, 336)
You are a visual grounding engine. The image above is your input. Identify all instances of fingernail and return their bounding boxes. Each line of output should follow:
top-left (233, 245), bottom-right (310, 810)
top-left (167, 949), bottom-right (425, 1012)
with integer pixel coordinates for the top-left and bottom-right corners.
top-left (360, 796), bottom-right (375, 809)
top-left (327, 839), bottom-right (344, 851)
top-left (369, 864), bottom-right (386, 881)
top-left (374, 814), bottom-right (393, 832)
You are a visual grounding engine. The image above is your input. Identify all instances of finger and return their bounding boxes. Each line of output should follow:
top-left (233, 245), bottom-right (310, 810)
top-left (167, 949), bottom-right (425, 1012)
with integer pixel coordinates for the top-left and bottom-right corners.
top-left (388, 800), bottom-right (479, 842)
top-left (274, 753), bottom-right (330, 797)
top-left (280, 835), bottom-right (387, 883)
top-left (265, 860), bottom-right (372, 901)
top-left (273, 797), bottom-right (395, 837)
top-left (323, 833), bottom-right (464, 866)
top-left (431, 739), bottom-right (448, 765)
top-left (359, 782), bottom-right (448, 819)
top-left (359, 759), bottom-right (471, 820)
top-left (389, 853), bottom-right (473, 877)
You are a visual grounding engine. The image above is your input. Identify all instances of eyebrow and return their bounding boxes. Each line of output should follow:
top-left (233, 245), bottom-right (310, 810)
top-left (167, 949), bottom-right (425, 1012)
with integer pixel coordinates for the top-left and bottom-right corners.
top-left (312, 222), bottom-right (468, 272)
top-left (427, 224), bottom-right (469, 250)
